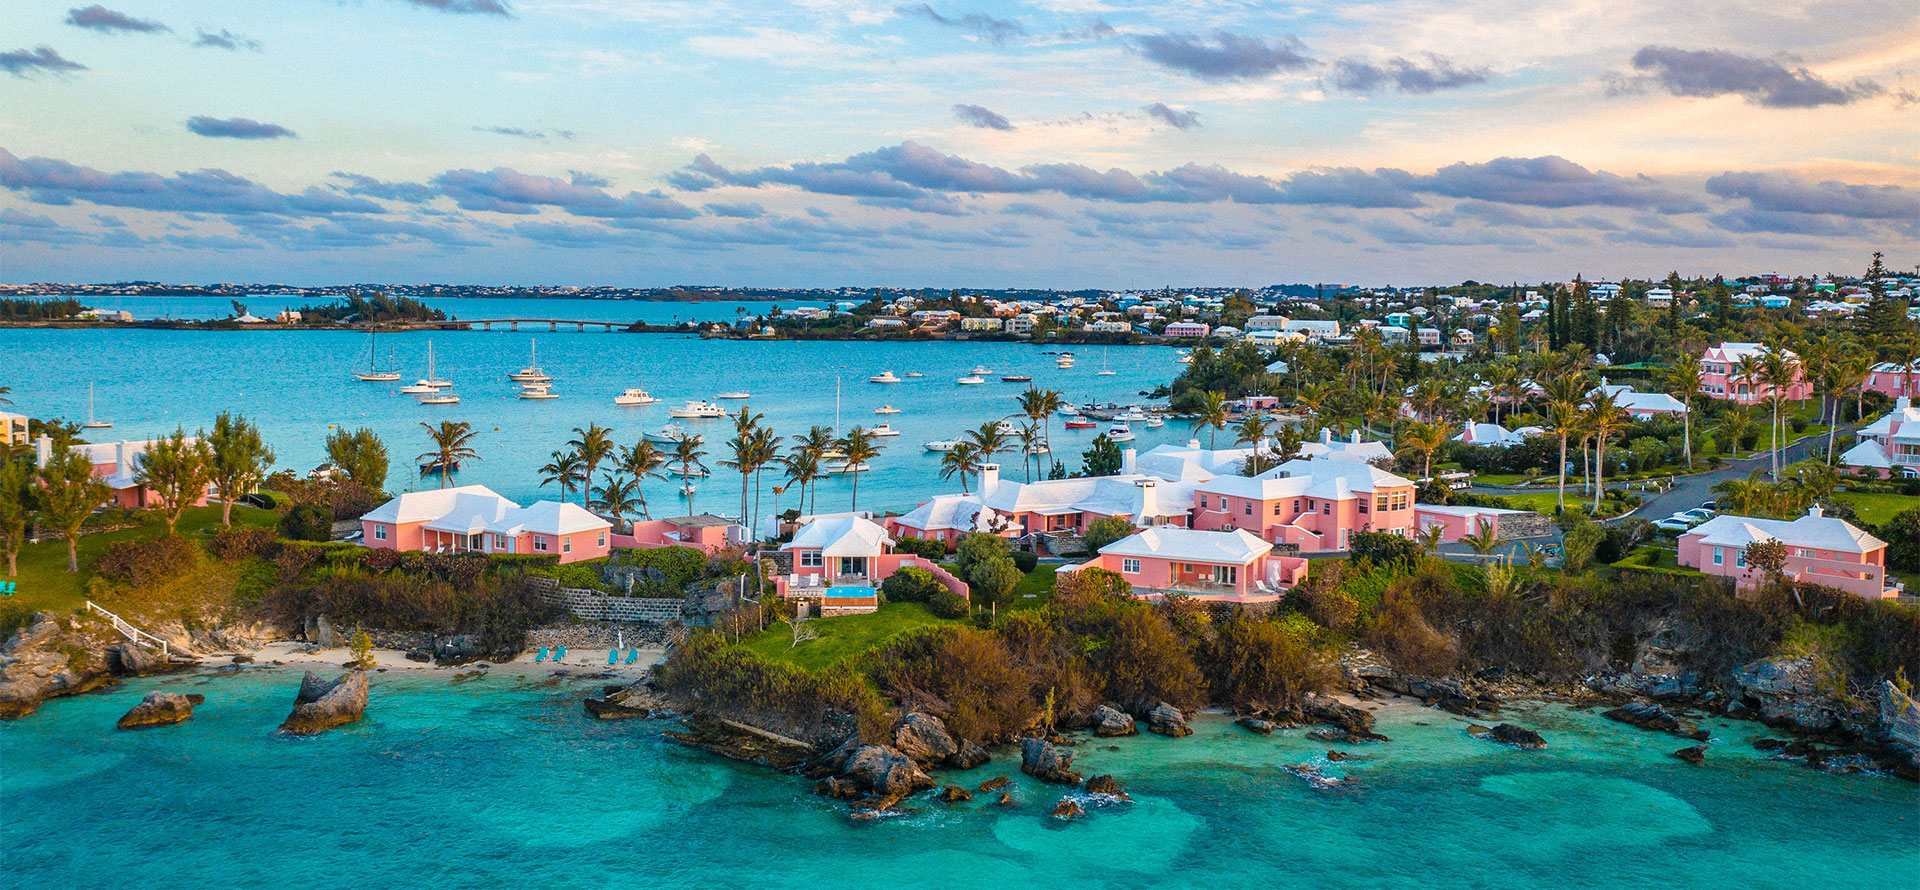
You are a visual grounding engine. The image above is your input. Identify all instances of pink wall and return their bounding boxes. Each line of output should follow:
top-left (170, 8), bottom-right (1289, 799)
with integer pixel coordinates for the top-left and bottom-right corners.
top-left (361, 522), bottom-right (608, 563)
top-left (1076, 551), bottom-right (1308, 602)
top-left (1864, 368), bottom-right (1919, 398)
top-left (624, 519), bottom-right (735, 554)
top-left (1192, 484), bottom-right (1413, 552)
top-left (1699, 349), bottom-right (1812, 402)
top-left (1677, 534), bottom-right (1891, 599)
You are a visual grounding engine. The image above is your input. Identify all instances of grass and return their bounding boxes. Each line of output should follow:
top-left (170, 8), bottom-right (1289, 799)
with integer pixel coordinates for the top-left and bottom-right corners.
top-left (1612, 545), bottom-right (1707, 579)
top-left (1009, 563), bottom-right (1061, 610)
top-left (6, 505), bottom-right (278, 616)
top-left (741, 601), bottom-right (960, 671)
top-left (1833, 492), bottom-right (1920, 526)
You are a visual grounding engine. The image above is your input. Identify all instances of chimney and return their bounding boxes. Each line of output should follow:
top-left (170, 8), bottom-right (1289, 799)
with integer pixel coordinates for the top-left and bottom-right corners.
top-left (1187, 438), bottom-right (1201, 449)
top-left (1808, 505), bottom-right (1823, 519)
top-left (979, 463), bottom-right (1000, 493)
top-left (1899, 396), bottom-right (1912, 410)
top-left (1350, 429), bottom-right (1361, 444)
top-left (1121, 448), bottom-right (1137, 475)
top-left (116, 441), bottom-right (128, 475)
top-left (1320, 428), bottom-right (1333, 445)
top-left (1133, 478), bottom-right (1157, 517)
top-left (35, 434), bottom-right (51, 467)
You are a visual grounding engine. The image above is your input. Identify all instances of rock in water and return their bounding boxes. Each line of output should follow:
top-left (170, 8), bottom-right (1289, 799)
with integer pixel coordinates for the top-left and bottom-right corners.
top-left (891, 712), bottom-right (958, 765)
top-left (835, 745), bottom-right (936, 810)
top-left (945, 739), bottom-right (991, 770)
top-left (1326, 749), bottom-right (1364, 762)
top-left (978, 775), bottom-right (1012, 792)
top-left (1487, 724), bottom-right (1547, 749)
top-left (1083, 774), bottom-right (1130, 800)
top-left (1603, 700), bottom-right (1710, 740)
top-left (1091, 704), bottom-right (1137, 737)
top-left (1050, 797), bottom-right (1084, 820)
top-left (935, 784), bottom-right (974, 803)
top-left (116, 691), bottom-right (204, 729)
top-left (1673, 746), bottom-right (1707, 764)
top-left (1020, 737), bottom-right (1083, 786)
top-left (1308, 728), bottom-right (1389, 744)
top-left (276, 670), bottom-right (368, 735)
top-left (994, 792), bottom-right (1018, 808)
top-left (1147, 702), bottom-right (1191, 737)
top-left (1235, 717), bottom-right (1277, 735)
top-left (105, 642), bottom-right (168, 677)
top-left (0, 612), bottom-right (113, 720)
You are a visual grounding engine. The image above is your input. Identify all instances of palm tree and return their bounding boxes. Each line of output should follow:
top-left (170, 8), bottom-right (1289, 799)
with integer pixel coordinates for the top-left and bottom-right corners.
top-left (592, 473), bottom-right (643, 527)
top-left (1584, 391), bottom-right (1629, 513)
top-left (672, 435), bottom-right (707, 513)
top-left (781, 447), bottom-right (824, 516)
top-left (1712, 469), bottom-right (1777, 516)
top-left (748, 426), bottom-right (783, 539)
top-left (1192, 390), bottom-right (1229, 449)
top-left (1544, 400), bottom-right (1581, 512)
top-left (1397, 420), bottom-right (1448, 481)
top-left (721, 432), bottom-right (754, 528)
top-left (1719, 405), bottom-right (1754, 456)
top-left (538, 448), bottom-right (585, 503)
top-left (1664, 352), bottom-right (1703, 469)
top-left (0, 385), bottom-right (10, 408)
top-left (418, 421), bottom-right (480, 490)
top-left (834, 427), bottom-right (882, 511)
top-left (1017, 386), bottom-right (1064, 455)
top-left (939, 441), bottom-right (983, 492)
top-left (616, 439), bottom-right (665, 519)
top-left (1014, 423), bottom-right (1043, 481)
top-left (965, 420), bottom-right (1008, 462)
top-left (1460, 522), bottom-right (1502, 563)
top-left (1759, 347), bottom-right (1796, 479)
top-left (1409, 376), bottom-right (1453, 423)
top-left (567, 424), bottom-right (615, 506)
top-left (1233, 414), bottom-right (1271, 453)
top-left (1732, 354), bottom-right (1763, 406)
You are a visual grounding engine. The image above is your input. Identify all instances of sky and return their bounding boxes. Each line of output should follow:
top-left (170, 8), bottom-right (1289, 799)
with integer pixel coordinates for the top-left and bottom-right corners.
top-left (1, 0), bottom-right (1917, 288)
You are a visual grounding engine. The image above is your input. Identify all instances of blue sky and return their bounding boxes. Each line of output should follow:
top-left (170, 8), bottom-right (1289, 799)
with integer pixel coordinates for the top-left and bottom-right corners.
top-left (2, 0), bottom-right (1916, 286)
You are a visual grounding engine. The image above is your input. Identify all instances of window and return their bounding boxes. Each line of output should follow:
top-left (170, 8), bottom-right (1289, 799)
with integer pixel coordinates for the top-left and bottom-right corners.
top-left (1734, 549), bottom-right (1744, 568)
top-left (1121, 558), bottom-right (1140, 574)
top-left (1243, 501), bottom-right (1253, 516)
top-left (534, 537), bottom-right (549, 552)
top-left (1376, 494), bottom-right (1389, 512)
top-left (1199, 495), bottom-right (1209, 509)
top-left (1323, 503), bottom-right (1331, 515)
top-left (598, 531), bottom-right (607, 547)
top-left (1359, 499), bottom-right (1368, 514)
top-left (1292, 499), bottom-right (1301, 513)
top-left (1712, 547), bottom-right (1723, 566)
top-left (493, 533), bottom-right (508, 549)
top-left (562, 537), bottom-right (572, 554)
top-left (373, 524), bottom-right (387, 541)
top-left (800, 551), bottom-right (823, 568)
top-left (1272, 503), bottom-right (1282, 516)
top-left (1212, 565), bottom-right (1237, 585)
top-left (1391, 492), bottom-right (1409, 511)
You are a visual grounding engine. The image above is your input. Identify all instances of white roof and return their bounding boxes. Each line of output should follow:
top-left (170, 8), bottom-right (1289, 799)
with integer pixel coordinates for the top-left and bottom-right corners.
top-left (981, 473), bottom-right (1198, 523)
top-left (1136, 441), bottom-right (1256, 483)
top-left (488, 500), bottom-right (610, 537)
top-left (1595, 384), bottom-right (1687, 415)
top-left (1414, 504), bottom-right (1532, 518)
top-left (363, 485), bottom-right (609, 537)
top-left (1200, 457), bottom-right (1411, 501)
top-left (1706, 342), bottom-right (1796, 363)
top-left (1454, 422), bottom-right (1541, 447)
top-left (1859, 398), bottom-right (1919, 441)
top-left (1839, 439), bottom-right (1891, 469)
top-left (1099, 527), bottom-right (1271, 565)
top-left (785, 512), bottom-right (892, 557)
top-left (1683, 508), bottom-right (1885, 555)
top-left (363, 485), bottom-right (509, 525)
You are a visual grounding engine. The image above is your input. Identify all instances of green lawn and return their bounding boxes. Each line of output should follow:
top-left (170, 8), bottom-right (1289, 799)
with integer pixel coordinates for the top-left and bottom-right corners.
top-left (1834, 492), bottom-right (1920, 526)
top-left (742, 601), bottom-right (960, 671)
top-left (1010, 563), bottom-right (1061, 610)
top-left (6, 505), bottom-right (278, 616)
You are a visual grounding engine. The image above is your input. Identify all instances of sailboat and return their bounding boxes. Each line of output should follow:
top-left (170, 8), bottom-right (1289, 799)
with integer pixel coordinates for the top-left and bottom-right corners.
top-left (352, 331), bottom-right (402, 382)
top-left (1096, 350), bottom-right (1117, 376)
top-left (399, 340), bottom-right (452, 394)
top-left (508, 339), bottom-right (549, 383)
top-left (81, 383), bottom-right (113, 429)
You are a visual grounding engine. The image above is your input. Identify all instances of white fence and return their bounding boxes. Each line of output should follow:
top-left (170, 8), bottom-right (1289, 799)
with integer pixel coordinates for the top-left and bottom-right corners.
top-left (84, 600), bottom-right (175, 657)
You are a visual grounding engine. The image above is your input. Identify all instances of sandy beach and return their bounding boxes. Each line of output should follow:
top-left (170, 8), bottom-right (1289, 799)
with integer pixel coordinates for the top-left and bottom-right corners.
top-left (243, 641), bottom-right (666, 681)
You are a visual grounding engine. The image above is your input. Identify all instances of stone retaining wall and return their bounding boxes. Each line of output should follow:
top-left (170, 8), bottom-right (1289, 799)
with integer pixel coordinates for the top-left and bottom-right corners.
top-left (1500, 513), bottom-right (1554, 539)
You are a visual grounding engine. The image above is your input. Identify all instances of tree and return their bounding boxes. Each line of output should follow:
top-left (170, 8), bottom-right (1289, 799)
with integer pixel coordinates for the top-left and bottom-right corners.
top-left (789, 615), bottom-right (818, 649)
top-left (781, 447), bottom-right (823, 518)
top-left (538, 449), bottom-right (586, 503)
top-left (967, 556), bottom-right (1022, 617)
top-left (1103, 607), bottom-right (1204, 712)
top-left (1543, 394), bottom-right (1582, 512)
top-left (418, 421), bottom-right (479, 490)
top-left (1584, 391), bottom-right (1628, 513)
top-left (1744, 539), bottom-right (1789, 587)
top-left (206, 412), bottom-right (275, 526)
top-left (0, 459), bottom-right (33, 576)
top-left (1459, 522), bottom-right (1502, 562)
top-left (567, 424), bottom-right (616, 507)
top-left (592, 473), bottom-right (643, 525)
top-left (964, 420), bottom-right (1008, 463)
top-left (325, 427), bottom-right (389, 490)
top-left (136, 427), bottom-right (215, 535)
top-left (349, 625), bottom-right (375, 669)
top-left (1191, 390), bottom-right (1229, 449)
top-left (1083, 516), bottom-right (1135, 553)
top-left (1014, 423), bottom-right (1044, 482)
top-left (1664, 352), bottom-right (1703, 469)
top-left (616, 439), bottom-right (666, 520)
top-left (955, 532), bottom-right (1010, 578)
top-left (1081, 433), bottom-right (1122, 477)
top-left (1396, 420), bottom-right (1448, 481)
top-left (792, 426), bottom-right (836, 516)
top-left (833, 427), bottom-right (882, 511)
top-left (671, 435), bottom-right (707, 512)
top-left (939, 441), bottom-right (983, 493)
top-left (37, 442), bottom-right (109, 572)
top-left (1016, 385), bottom-right (1064, 457)
top-left (1759, 346), bottom-right (1796, 479)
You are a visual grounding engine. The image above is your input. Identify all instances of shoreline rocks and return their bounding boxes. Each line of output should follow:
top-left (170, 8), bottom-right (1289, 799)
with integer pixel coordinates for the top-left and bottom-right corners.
top-left (0, 613), bottom-right (114, 721)
top-left (1092, 705), bottom-right (1137, 737)
top-left (1021, 737), bottom-right (1083, 786)
top-left (1673, 746), bottom-right (1707, 764)
top-left (1235, 717), bottom-right (1277, 735)
top-left (1146, 702), bottom-right (1191, 737)
top-left (1083, 774), bottom-right (1129, 800)
top-left (1050, 797), bottom-right (1084, 819)
top-left (814, 744), bottom-right (935, 811)
top-left (1486, 723), bottom-right (1547, 749)
top-left (276, 670), bottom-right (368, 735)
top-left (116, 691), bottom-right (204, 729)
top-left (1603, 701), bottom-right (1710, 741)
top-left (891, 712), bottom-right (958, 765)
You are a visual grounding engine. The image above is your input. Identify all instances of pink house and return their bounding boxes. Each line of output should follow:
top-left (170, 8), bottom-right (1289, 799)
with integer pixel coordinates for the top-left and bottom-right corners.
top-left (1677, 507), bottom-right (1898, 599)
top-left (35, 434), bottom-right (212, 510)
top-left (619, 514), bottom-right (748, 554)
top-left (1839, 397), bottom-right (1920, 478)
top-left (772, 513), bottom-right (967, 614)
top-left (887, 463), bottom-right (1195, 547)
top-left (1699, 342), bottom-right (1811, 403)
top-left (1412, 504), bottom-right (1540, 541)
top-left (1191, 458), bottom-right (1418, 553)
top-left (1068, 527), bottom-right (1309, 603)
top-left (359, 485), bottom-right (612, 564)
top-left (1862, 361), bottom-right (1920, 398)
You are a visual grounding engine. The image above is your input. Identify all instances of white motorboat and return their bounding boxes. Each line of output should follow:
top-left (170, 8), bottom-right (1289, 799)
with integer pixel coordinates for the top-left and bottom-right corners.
top-left (614, 388), bottom-right (658, 407)
top-left (1056, 355), bottom-right (1075, 367)
top-left (956, 375), bottom-right (986, 385)
top-left (401, 340), bottom-right (452, 392)
top-left (81, 382), bottom-right (113, 429)
top-left (351, 331), bottom-right (401, 381)
top-left (870, 424), bottom-right (900, 437)
top-left (1104, 422), bottom-right (1136, 442)
top-left (666, 463), bottom-right (709, 478)
top-left (715, 391), bottom-right (751, 400)
top-left (923, 439), bottom-right (961, 453)
top-left (1056, 404), bottom-right (1080, 417)
top-left (904, 372), bottom-right (924, 378)
top-left (994, 419), bottom-right (1019, 435)
top-left (869, 371), bottom-right (902, 384)
top-left (644, 424), bottom-right (692, 444)
top-left (670, 400), bottom-right (726, 419)
top-left (970, 365), bottom-right (993, 376)
top-left (829, 461), bottom-right (871, 473)
top-left (416, 392), bottom-right (461, 405)
top-left (517, 383), bottom-right (558, 400)
top-left (1176, 351), bottom-right (1193, 364)
top-left (508, 339), bottom-right (549, 383)
top-left (1144, 415), bottom-right (1165, 428)
top-left (1114, 406), bottom-right (1149, 422)
top-left (874, 405), bottom-right (901, 415)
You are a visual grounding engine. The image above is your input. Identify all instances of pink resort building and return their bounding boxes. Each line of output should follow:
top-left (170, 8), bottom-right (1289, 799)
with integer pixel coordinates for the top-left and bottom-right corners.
top-left (887, 462), bottom-right (1198, 548)
top-left (1191, 457), bottom-right (1418, 552)
top-left (621, 515), bottom-right (749, 553)
top-left (360, 485), bottom-right (612, 563)
top-left (1839, 397), bottom-right (1920, 478)
top-left (771, 513), bottom-right (967, 615)
top-left (1677, 507), bottom-right (1899, 599)
top-left (35, 434), bottom-right (212, 510)
top-left (1698, 342), bottom-right (1811, 402)
top-left (1862, 361), bottom-right (1920, 398)
top-left (1066, 527), bottom-right (1309, 603)
top-left (1593, 380), bottom-right (1689, 420)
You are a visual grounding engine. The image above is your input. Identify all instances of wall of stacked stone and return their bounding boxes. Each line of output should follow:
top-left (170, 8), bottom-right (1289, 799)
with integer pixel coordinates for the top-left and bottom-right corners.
top-left (537, 585), bottom-right (686, 623)
top-left (526, 625), bottom-right (677, 650)
top-left (1500, 513), bottom-right (1554, 539)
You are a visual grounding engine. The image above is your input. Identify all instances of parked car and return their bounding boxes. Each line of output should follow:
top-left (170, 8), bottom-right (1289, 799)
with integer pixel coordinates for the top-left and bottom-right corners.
top-left (1678, 507), bottom-right (1716, 522)
top-left (1700, 500), bottom-right (1718, 510)
top-left (1652, 515), bottom-right (1696, 533)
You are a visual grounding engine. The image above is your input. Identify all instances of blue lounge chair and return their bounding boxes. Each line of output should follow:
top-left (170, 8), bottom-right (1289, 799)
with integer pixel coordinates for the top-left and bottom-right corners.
top-left (624, 649), bottom-right (640, 664)
top-left (534, 646), bottom-right (549, 663)
top-left (606, 649), bottom-right (618, 665)
top-left (554, 646), bottom-right (567, 663)
top-left (0, 581), bottom-right (13, 596)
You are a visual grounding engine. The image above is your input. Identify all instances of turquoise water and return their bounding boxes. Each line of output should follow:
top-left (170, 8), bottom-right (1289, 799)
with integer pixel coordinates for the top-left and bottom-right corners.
top-left (3, 670), bottom-right (1914, 889)
top-left (28, 294), bottom-right (793, 324)
top-left (2, 326), bottom-right (1184, 527)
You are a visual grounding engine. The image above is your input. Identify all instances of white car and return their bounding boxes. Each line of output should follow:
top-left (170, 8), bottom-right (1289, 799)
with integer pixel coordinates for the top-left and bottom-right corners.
top-left (1678, 507), bottom-right (1716, 522)
top-left (1651, 516), bottom-right (1696, 533)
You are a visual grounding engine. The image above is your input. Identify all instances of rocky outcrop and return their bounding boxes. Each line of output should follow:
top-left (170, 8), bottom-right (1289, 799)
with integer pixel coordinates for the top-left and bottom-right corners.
top-left (1304, 694), bottom-right (1389, 741)
top-left (891, 712), bottom-right (958, 765)
top-left (994, 791), bottom-right (1017, 808)
top-left (1091, 705), bottom-right (1137, 737)
top-left (945, 739), bottom-right (990, 770)
top-left (1146, 702), bottom-right (1191, 737)
top-left (1020, 737), bottom-right (1083, 786)
top-left (935, 784), bottom-right (973, 803)
top-left (816, 745), bottom-right (935, 811)
top-left (276, 670), bottom-right (368, 735)
top-left (1326, 749), bottom-right (1366, 762)
top-left (1050, 797), bottom-right (1084, 819)
top-left (116, 691), bottom-right (204, 729)
top-left (1283, 763), bottom-right (1346, 789)
top-left (1364, 674), bottom-right (1497, 717)
top-left (1235, 717), bottom-right (1277, 735)
top-left (978, 775), bottom-right (1012, 793)
top-left (674, 717), bottom-right (819, 769)
top-left (0, 613), bottom-right (113, 720)
top-left (1732, 656), bottom-right (1839, 732)
top-left (1083, 774), bottom-right (1129, 800)
top-left (584, 683), bottom-right (672, 720)
top-left (1672, 746), bottom-right (1707, 764)
top-left (1484, 723), bottom-right (1547, 749)
top-left (104, 642), bottom-right (170, 677)
top-left (1308, 728), bottom-right (1388, 744)
top-left (1603, 701), bottom-right (1710, 741)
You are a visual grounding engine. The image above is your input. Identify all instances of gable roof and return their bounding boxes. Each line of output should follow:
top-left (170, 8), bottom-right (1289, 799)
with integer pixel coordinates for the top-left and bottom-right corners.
top-left (1683, 508), bottom-right (1885, 554)
top-left (1203, 457), bottom-right (1411, 501)
top-left (1099, 527), bottom-right (1271, 564)
top-left (362, 485), bottom-right (509, 525)
top-left (785, 512), bottom-right (892, 556)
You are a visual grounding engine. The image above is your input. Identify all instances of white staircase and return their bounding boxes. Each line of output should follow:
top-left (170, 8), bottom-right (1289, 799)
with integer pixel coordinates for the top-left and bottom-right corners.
top-left (85, 600), bottom-right (195, 660)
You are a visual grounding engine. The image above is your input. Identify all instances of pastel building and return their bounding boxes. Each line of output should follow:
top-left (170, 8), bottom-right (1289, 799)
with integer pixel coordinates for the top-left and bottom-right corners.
top-left (1839, 397), bottom-right (1920, 478)
top-left (360, 485), bottom-right (612, 563)
top-left (1698, 343), bottom-right (1811, 402)
top-left (1863, 361), bottom-right (1920, 399)
top-left (1067, 527), bottom-right (1309, 603)
top-left (772, 513), bottom-right (967, 614)
top-left (622, 514), bottom-right (749, 554)
top-left (887, 463), bottom-right (1198, 547)
top-left (1593, 381), bottom-right (1689, 420)
top-left (1678, 507), bottom-right (1898, 599)
top-left (35, 434), bottom-right (212, 510)
top-left (1454, 422), bottom-right (1544, 448)
top-left (0, 411), bottom-right (28, 447)
top-left (1191, 458), bottom-right (1418, 552)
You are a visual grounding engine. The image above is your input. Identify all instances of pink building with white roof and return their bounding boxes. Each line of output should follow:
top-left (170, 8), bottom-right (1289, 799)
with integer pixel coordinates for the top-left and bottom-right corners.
top-left (1068, 526), bottom-right (1309, 603)
top-left (1698, 342), bottom-right (1811, 402)
top-left (35, 434), bottom-right (212, 510)
top-left (1839, 397), bottom-right (1920, 478)
top-left (1862, 361), bottom-right (1920, 399)
top-left (359, 485), bottom-right (612, 563)
top-left (1191, 458), bottom-right (1417, 553)
top-left (886, 463), bottom-right (1195, 547)
top-left (1677, 507), bottom-right (1898, 599)
top-left (773, 513), bottom-right (967, 614)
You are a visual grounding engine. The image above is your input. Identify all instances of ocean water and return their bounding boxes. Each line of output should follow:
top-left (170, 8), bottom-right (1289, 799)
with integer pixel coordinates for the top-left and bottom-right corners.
top-left (1, 671), bottom-right (1913, 890)
top-left (2, 326), bottom-right (1188, 527)
top-left (29, 294), bottom-right (793, 325)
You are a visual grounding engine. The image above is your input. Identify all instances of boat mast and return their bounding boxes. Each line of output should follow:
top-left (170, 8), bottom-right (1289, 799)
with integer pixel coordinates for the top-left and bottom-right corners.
top-left (834, 376), bottom-right (842, 434)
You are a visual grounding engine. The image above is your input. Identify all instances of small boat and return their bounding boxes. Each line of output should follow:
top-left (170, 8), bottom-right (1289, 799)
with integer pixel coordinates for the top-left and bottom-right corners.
top-left (416, 392), bottom-right (461, 405)
top-left (869, 371), bottom-right (902, 384)
top-left (1056, 356), bottom-right (1075, 366)
top-left (923, 439), bottom-right (961, 452)
top-left (419, 458), bottom-right (460, 475)
top-left (517, 383), bottom-right (557, 400)
top-left (970, 365), bottom-right (993, 376)
top-left (401, 340), bottom-right (452, 392)
top-left (1056, 404), bottom-right (1081, 417)
top-left (1176, 351), bottom-right (1193, 364)
top-left (1105, 423), bottom-right (1136, 442)
top-left (870, 424), bottom-right (900, 437)
top-left (614, 388), bottom-right (657, 407)
top-left (904, 372), bottom-right (924, 378)
top-left (1001, 375), bottom-right (1032, 383)
top-left (1115, 406), bottom-right (1150, 422)
top-left (1096, 351), bottom-right (1116, 376)
top-left (956, 376), bottom-right (986, 385)
top-left (874, 405), bottom-right (901, 415)
top-left (1144, 416), bottom-right (1165, 428)
top-left (829, 461), bottom-right (871, 473)
top-left (670, 400), bottom-right (726, 419)
top-left (666, 463), bottom-right (709, 478)
top-left (994, 419), bottom-right (1019, 435)
top-left (677, 484), bottom-right (696, 499)
top-left (352, 331), bottom-right (401, 382)
top-left (715, 391), bottom-right (751, 400)
top-left (1064, 419), bottom-right (1097, 429)
top-left (644, 424), bottom-right (693, 444)
top-left (508, 339), bottom-right (549, 383)
top-left (81, 383), bottom-right (113, 429)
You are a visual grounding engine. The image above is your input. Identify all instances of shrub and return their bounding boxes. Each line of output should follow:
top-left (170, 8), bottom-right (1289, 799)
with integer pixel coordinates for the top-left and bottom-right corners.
top-left (1103, 605), bottom-right (1204, 712)
top-left (1081, 517), bottom-right (1135, 553)
top-left (208, 525), bottom-right (279, 561)
top-left (893, 536), bottom-right (949, 559)
top-left (1202, 615), bottom-right (1332, 715)
top-left (956, 532), bottom-right (1010, 577)
top-left (929, 590), bottom-right (971, 619)
top-left (279, 503), bottom-right (333, 542)
top-left (94, 536), bottom-right (199, 587)
top-left (525, 562), bottom-right (605, 591)
top-left (967, 557), bottom-right (1023, 612)
top-left (1789, 416), bottom-right (1808, 434)
top-left (1349, 530), bottom-right (1422, 564)
top-left (1011, 549), bottom-right (1039, 573)
top-left (880, 566), bottom-right (938, 603)
top-left (612, 546), bottom-right (705, 589)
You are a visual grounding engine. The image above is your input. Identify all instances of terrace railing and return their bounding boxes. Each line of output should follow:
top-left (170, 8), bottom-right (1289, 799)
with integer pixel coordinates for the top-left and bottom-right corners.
top-left (85, 600), bottom-right (176, 658)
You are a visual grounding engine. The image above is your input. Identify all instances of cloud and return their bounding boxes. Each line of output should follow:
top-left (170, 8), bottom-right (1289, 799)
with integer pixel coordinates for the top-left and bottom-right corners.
top-left (432, 166), bottom-right (698, 218)
top-left (1000, 201), bottom-right (1061, 220)
top-left (1142, 102), bottom-right (1200, 129)
top-left (568, 170), bottom-right (609, 187)
top-left (1604, 227), bottom-right (1735, 248)
top-left (0, 208), bottom-right (60, 228)
top-left (1706, 209), bottom-right (1865, 237)
top-left (330, 172), bottom-right (437, 203)
top-left (398, 0), bottom-right (511, 15)
top-left (90, 212), bottom-right (125, 227)
top-left (193, 29), bottom-right (260, 51)
top-left (1704, 171), bottom-right (1919, 219)
top-left (703, 201), bottom-right (765, 218)
top-left (1, 46), bottom-right (87, 78)
top-left (185, 116), bottom-right (297, 140)
top-left (1421, 156), bottom-right (1702, 211)
top-left (474, 125), bottom-right (547, 139)
top-left (897, 5), bottom-right (1023, 46)
top-left (64, 5), bottom-right (167, 34)
top-left (1133, 31), bottom-right (1311, 81)
top-left (1332, 55), bottom-right (1490, 94)
top-left (1624, 46), bottom-right (1881, 108)
top-left (1365, 218), bottom-right (1536, 248)
top-left (952, 103), bottom-right (1014, 130)
top-left (0, 147), bottom-right (383, 216)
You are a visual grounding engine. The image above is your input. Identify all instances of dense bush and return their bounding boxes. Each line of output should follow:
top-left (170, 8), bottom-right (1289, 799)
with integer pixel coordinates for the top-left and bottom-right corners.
top-left (655, 632), bottom-right (890, 745)
top-left (1011, 549), bottom-right (1039, 573)
top-left (208, 525), bottom-right (279, 561)
top-left (94, 536), bottom-right (199, 587)
top-left (279, 503), bottom-right (333, 542)
top-left (525, 561), bottom-right (606, 591)
top-left (1880, 508), bottom-right (1919, 574)
top-left (864, 626), bottom-right (1035, 742)
top-left (892, 536), bottom-right (949, 559)
top-left (1081, 517), bottom-right (1135, 553)
top-left (880, 566), bottom-right (939, 603)
top-left (1348, 530), bottom-right (1422, 565)
top-left (955, 532), bottom-right (1009, 577)
top-left (1200, 616), bottom-right (1334, 716)
top-left (612, 546), bottom-right (706, 589)
top-left (928, 590), bottom-right (971, 619)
